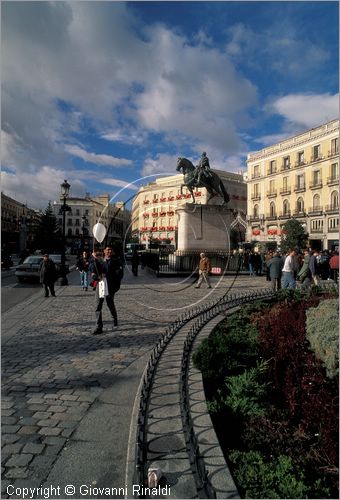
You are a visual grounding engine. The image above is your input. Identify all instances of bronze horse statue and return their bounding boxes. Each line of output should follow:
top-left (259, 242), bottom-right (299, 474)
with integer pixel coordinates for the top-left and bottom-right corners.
top-left (176, 157), bottom-right (230, 204)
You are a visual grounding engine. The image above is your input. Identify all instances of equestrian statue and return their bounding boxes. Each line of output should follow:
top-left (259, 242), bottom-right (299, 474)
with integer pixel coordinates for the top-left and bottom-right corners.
top-left (176, 152), bottom-right (230, 204)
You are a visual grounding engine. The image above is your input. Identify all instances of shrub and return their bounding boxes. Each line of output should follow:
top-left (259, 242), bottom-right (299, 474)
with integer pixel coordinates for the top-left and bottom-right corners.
top-left (305, 299), bottom-right (339, 379)
top-left (224, 360), bottom-right (270, 418)
top-left (229, 450), bottom-right (309, 499)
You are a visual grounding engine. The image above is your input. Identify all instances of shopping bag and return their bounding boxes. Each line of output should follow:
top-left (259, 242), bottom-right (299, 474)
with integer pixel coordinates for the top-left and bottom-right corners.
top-left (98, 277), bottom-right (109, 298)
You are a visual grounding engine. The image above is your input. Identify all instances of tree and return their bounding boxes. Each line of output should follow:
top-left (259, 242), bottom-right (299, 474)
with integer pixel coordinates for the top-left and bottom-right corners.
top-left (280, 218), bottom-right (308, 253)
top-left (33, 202), bottom-right (62, 252)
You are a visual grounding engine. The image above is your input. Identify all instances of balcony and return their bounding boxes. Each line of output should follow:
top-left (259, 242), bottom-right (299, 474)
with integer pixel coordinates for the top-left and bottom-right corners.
top-left (266, 190), bottom-right (277, 198)
top-left (294, 184), bottom-right (306, 193)
top-left (278, 211), bottom-right (291, 218)
top-left (251, 194), bottom-right (261, 201)
top-left (327, 176), bottom-right (339, 186)
top-left (249, 216), bottom-right (260, 222)
top-left (267, 168), bottom-right (277, 175)
top-left (310, 228), bottom-right (323, 234)
top-left (293, 210), bottom-right (306, 217)
top-left (280, 164), bottom-right (291, 172)
top-left (309, 181), bottom-right (323, 190)
top-left (328, 149), bottom-right (339, 158)
top-left (280, 187), bottom-right (291, 195)
top-left (294, 160), bottom-right (306, 168)
top-left (308, 206), bottom-right (323, 216)
top-left (266, 213), bottom-right (278, 220)
top-left (310, 155), bottom-right (323, 163)
top-left (328, 226), bottom-right (339, 233)
top-left (251, 173), bottom-right (261, 179)
top-left (325, 205), bottom-right (339, 214)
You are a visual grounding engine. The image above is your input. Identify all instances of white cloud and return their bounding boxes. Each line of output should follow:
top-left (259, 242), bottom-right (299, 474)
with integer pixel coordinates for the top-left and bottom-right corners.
top-left (271, 93), bottom-right (339, 128)
top-left (65, 145), bottom-right (133, 168)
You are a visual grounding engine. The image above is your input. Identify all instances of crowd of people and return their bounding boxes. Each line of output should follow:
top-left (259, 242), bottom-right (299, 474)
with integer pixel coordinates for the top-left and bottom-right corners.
top-left (245, 248), bottom-right (339, 291)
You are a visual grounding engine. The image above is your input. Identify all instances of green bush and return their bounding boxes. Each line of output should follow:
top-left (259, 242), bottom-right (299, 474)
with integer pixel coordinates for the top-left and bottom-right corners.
top-left (225, 360), bottom-right (270, 418)
top-left (305, 299), bottom-right (339, 379)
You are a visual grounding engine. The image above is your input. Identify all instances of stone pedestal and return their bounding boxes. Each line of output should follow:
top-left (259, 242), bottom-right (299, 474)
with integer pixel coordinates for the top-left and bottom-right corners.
top-left (177, 204), bottom-right (236, 252)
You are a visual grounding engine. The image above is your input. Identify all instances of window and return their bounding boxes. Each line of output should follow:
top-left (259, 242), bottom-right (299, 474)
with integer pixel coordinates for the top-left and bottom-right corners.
top-left (253, 204), bottom-right (259, 218)
top-left (75, 219), bottom-right (80, 226)
top-left (85, 210), bottom-right (89, 215)
top-left (330, 163), bottom-right (339, 180)
top-left (330, 190), bottom-right (339, 209)
top-left (269, 160), bottom-right (276, 173)
top-left (253, 165), bottom-right (260, 178)
top-left (67, 218), bottom-right (72, 226)
top-left (269, 179), bottom-right (275, 192)
top-left (313, 145), bottom-right (321, 161)
top-left (297, 151), bottom-right (304, 165)
top-left (296, 197), bottom-right (304, 213)
top-left (283, 199), bottom-right (290, 215)
top-left (331, 138), bottom-right (338, 154)
top-left (282, 176), bottom-right (288, 191)
top-left (283, 156), bottom-right (290, 169)
top-left (253, 184), bottom-right (259, 197)
top-left (296, 174), bottom-right (305, 189)
top-left (67, 228), bottom-right (72, 236)
top-left (269, 202), bottom-right (276, 217)
top-left (328, 217), bottom-right (339, 230)
top-left (311, 219), bottom-right (323, 231)
top-left (75, 228), bottom-right (80, 236)
top-left (76, 209), bottom-right (80, 216)
top-left (313, 170), bottom-right (321, 185)
top-left (313, 194), bottom-right (320, 210)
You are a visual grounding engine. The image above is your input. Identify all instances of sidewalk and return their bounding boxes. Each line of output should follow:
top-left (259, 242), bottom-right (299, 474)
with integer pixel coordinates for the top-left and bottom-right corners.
top-left (1, 267), bottom-right (269, 499)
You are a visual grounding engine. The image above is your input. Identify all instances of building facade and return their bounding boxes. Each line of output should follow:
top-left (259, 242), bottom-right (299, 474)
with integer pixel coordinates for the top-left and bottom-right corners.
top-left (246, 119), bottom-right (339, 250)
top-left (52, 194), bottom-right (131, 252)
top-left (1, 193), bottom-right (40, 253)
top-left (131, 170), bottom-right (246, 247)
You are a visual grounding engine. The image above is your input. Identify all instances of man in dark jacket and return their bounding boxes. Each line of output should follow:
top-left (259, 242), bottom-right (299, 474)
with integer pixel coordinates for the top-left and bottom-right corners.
top-left (266, 252), bottom-right (283, 292)
top-left (40, 254), bottom-right (57, 297)
top-left (89, 245), bottom-right (124, 335)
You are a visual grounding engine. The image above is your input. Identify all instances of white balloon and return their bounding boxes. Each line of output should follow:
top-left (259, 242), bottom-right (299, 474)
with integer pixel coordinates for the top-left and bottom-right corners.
top-left (92, 222), bottom-right (107, 243)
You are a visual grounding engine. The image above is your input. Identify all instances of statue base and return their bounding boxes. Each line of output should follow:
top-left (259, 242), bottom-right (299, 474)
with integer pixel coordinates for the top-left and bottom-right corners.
top-left (176, 204), bottom-right (236, 252)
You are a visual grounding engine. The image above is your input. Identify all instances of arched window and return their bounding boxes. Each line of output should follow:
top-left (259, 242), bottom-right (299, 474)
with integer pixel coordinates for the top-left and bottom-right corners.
top-left (313, 194), bottom-right (320, 210)
top-left (283, 199), bottom-right (290, 215)
top-left (67, 228), bottom-right (72, 236)
top-left (270, 202), bottom-right (276, 217)
top-left (253, 204), bottom-right (259, 218)
top-left (331, 190), bottom-right (339, 209)
top-left (296, 197), bottom-right (304, 213)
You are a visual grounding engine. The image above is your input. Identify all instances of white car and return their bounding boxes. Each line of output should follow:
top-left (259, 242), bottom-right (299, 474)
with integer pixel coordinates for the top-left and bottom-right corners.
top-left (15, 256), bottom-right (43, 282)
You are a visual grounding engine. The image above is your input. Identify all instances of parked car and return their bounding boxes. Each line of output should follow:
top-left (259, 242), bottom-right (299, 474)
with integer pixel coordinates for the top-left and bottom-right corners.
top-left (15, 255), bottom-right (43, 282)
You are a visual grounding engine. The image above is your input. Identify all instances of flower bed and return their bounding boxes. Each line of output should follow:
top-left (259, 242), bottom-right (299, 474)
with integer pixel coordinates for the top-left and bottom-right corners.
top-left (193, 289), bottom-right (339, 499)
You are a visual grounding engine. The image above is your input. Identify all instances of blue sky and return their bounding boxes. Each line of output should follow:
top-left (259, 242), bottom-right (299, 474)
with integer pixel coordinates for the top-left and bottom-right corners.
top-left (1, 0), bottom-right (338, 209)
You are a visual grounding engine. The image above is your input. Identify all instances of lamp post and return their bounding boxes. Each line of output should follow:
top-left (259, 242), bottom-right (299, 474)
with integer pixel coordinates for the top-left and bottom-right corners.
top-left (59, 180), bottom-right (70, 286)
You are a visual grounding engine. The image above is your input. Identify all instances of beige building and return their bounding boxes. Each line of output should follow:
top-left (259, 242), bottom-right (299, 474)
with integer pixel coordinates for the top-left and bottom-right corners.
top-left (52, 194), bottom-right (131, 249)
top-left (1, 193), bottom-right (39, 252)
top-left (246, 119), bottom-right (339, 250)
top-left (131, 170), bottom-right (246, 247)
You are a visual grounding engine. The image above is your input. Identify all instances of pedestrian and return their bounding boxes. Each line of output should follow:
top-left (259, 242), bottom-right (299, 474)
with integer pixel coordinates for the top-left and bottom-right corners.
top-left (281, 248), bottom-right (298, 289)
top-left (248, 251), bottom-right (256, 276)
top-left (319, 250), bottom-right (330, 280)
top-left (266, 251), bottom-right (283, 292)
top-left (297, 250), bottom-right (311, 289)
top-left (265, 250), bottom-right (273, 281)
top-left (131, 249), bottom-right (139, 277)
top-left (254, 252), bottom-right (262, 276)
top-left (90, 245), bottom-right (124, 335)
top-left (329, 250), bottom-right (339, 284)
top-left (89, 249), bottom-right (102, 290)
top-left (195, 252), bottom-right (212, 288)
top-left (76, 251), bottom-right (90, 291)
top-left (309, 250), bottom-right (321, 286)
top-left (40, 254), bottom-right (57, 297)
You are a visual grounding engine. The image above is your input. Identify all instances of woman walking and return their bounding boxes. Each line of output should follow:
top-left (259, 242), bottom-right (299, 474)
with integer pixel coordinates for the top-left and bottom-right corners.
top-left (76, 251), bottom-right (90, 291)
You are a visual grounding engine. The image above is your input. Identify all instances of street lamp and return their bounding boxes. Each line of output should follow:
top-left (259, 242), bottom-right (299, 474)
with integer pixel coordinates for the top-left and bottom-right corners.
top-left (81, 214), bottom-right (88, 251)
top-left (59, 179), bottom-right (70, 286)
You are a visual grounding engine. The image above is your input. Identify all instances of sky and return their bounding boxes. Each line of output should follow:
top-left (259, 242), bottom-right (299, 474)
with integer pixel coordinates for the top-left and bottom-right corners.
top-left (1, 0), bottom-right (339, 210)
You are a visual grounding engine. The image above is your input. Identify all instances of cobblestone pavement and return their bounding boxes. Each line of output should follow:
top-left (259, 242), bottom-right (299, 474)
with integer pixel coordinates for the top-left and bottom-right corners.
top-left (1, 267), bottom-right (269, 498)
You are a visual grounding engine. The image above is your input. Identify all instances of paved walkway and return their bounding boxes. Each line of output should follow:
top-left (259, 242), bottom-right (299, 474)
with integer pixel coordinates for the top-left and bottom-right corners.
top-left (2, 267), bottom-right (269, 499)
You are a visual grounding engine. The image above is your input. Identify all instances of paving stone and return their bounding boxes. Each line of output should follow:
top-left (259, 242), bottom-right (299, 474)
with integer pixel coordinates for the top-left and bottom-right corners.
top-left (61, 428), bottom-right (74, 438)
top-left (44, 444), bottom-right (65, 455)
top-left (1, 409), bottom-right (15, 417)
top-left (1, 416), bottom-right (19, 425)
top-left (16, 417), bottom-right (37, 426)
top-left (57, 420), bottom-right (78, 429)
top-left (22, 443), bottom-right (45, 455)
top-left (1, 443), bottom-right (24, 455)
top-left (32, 411), bottom-right (52, 420)
top-left (30, 455), bottom-right (57, 469)
top-left (42, 436), bottom-right (67, 446)
top-left (1, 434), bottom-right (20, 445)
top-left (17, 426), bottom-right (40, 436)
top-left (59, 394), bottom-right (78, 401)
top-left (5, 454), bottom-right (33, 467)
top-left (1, 425), bottom-right (20, 434)
top-left (47, 405), bottom-right (66, 413)
top-left (38, 427), bottom-right (62, 437)
top-left (5, 467), bottom-right (29, 479)
top-left (36, 419), bottom-right (58, 427)
top-left (1, 401), bottom-right (14, 409)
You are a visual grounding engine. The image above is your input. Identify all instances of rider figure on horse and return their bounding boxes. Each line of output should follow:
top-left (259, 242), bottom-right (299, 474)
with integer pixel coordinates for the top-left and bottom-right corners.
top-left (196, 152), bottom-right (212, 185)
